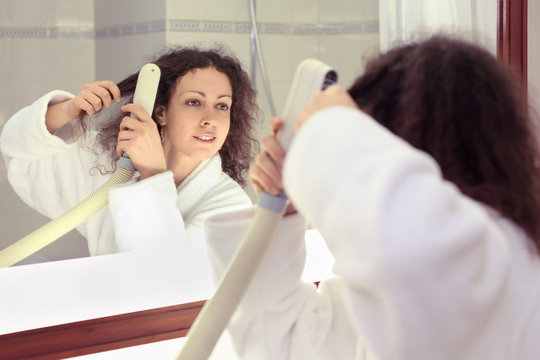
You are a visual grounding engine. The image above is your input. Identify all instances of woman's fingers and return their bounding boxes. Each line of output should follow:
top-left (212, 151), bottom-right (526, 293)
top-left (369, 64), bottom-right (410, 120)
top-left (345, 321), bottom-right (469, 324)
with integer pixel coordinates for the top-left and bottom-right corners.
top-left (72, 80), bottom-right (121, 116)
top-left (95, 80), bottom-right (121, 103)
top-left (116, 116), bottom-right (141, 156)
top-left (258, 151), bottom-right (283, 189)
top-left (115, 110), bottom-right (166, 180)
top-left (80, 89), bottom-right (106, 114)
top-left (248, 116), bottom-right (289, 195)
top-left (121, 103), bottom-right (154, 123)
top-left (70, 95), bottom-right (98, 116)
top-left (86, 80), bottom-right (120, 110)
top-left (249, 151), bottom-right (283, 195)
top-left (260, 134), bottom-right (286, 167)
top-left (269, 116), bottom-right (283, 136)
top-left (249, 166), bottom-right (278, 196)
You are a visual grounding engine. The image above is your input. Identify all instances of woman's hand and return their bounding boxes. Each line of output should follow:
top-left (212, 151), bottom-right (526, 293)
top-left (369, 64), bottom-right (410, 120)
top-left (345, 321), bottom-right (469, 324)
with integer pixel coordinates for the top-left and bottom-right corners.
top-left (249, 116), bottom-right (297, 215)
top-left (46, 80), bottom-right (121, 134)
top-left (294, 85), bottom-right (358, 132)
top-left (116, 103), bottom-right (167, 180)
top-left (68, 80), bottom-right (121, 118)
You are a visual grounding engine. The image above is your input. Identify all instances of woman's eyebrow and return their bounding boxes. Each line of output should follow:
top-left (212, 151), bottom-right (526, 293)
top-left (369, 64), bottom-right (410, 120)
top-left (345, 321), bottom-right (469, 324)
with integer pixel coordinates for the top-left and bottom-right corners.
top-left (182, 90), bottom-right (232, 99)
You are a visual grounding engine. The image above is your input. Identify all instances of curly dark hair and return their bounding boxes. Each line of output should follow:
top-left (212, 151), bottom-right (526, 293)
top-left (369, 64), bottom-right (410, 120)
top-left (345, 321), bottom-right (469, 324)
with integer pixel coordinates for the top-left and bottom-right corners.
top-left (349, 34), bottom-right (540, 251)
top-left (85, 45), bottom-right (260, 186)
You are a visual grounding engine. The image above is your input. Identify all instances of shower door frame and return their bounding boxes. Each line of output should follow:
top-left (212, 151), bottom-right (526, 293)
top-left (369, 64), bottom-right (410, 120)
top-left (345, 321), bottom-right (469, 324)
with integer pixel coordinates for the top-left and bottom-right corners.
top-left (0, 1), bottom-right (529, 358)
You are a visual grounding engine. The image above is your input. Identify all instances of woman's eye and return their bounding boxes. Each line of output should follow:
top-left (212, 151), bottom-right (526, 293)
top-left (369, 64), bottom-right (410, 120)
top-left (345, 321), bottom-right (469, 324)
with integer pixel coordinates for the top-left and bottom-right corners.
top-left (187, 99), bottom-right (199, 106)
top-left (217, 104), bottom-right (229, 111)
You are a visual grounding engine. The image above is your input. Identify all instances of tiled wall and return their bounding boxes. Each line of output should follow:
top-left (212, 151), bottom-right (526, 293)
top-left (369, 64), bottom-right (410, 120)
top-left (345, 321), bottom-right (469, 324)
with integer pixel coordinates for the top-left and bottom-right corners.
top-left (94, 0), bottom-right (167, 81)
top-left (0, 0), bottom-right (95, 127)
top-left (0, 0), bottom-right (379, 127)
top-left (0, 0), bottom-right (96, 263)
top-left (93, 0), bottom-right (380, 129)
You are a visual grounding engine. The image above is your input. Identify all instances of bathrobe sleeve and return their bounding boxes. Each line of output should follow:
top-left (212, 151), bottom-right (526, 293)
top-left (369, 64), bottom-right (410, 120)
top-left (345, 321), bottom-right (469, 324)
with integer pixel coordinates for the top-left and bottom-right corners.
top-left (204, 208), bottom-right (361, 359)
top-left (205, 106), bottom-right (512, 360)
top-left (283, 107), bottom-right (511, 359)
top-left (0, 90), bottom-right (109, 224)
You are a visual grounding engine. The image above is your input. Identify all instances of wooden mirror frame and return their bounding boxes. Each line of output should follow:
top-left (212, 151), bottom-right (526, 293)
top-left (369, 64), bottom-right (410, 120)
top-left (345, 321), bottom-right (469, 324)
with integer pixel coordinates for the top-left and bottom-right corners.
top-left (498, 0), bottom-right (528, 86)
top-left (0, 1), bottom-right (529, 358)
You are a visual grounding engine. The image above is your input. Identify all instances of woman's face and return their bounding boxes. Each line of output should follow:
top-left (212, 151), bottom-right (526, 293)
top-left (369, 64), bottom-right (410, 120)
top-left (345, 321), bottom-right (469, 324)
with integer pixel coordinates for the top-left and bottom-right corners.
top-left (158, 67), bottom-right (232, 162)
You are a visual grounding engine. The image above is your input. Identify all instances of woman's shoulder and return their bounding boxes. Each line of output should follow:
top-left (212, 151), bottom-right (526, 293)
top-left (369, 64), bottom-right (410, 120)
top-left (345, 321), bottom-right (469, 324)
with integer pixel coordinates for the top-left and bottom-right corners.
top-left (212, 169), bottom-right (252, 205)
top-left (178, 154), bottom-right (252, 210)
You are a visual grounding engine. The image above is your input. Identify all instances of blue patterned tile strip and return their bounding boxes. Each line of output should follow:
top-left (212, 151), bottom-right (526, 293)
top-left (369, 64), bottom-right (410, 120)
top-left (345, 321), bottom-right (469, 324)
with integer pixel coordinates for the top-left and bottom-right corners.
top-left (0, 19), bottom-right (378, 39)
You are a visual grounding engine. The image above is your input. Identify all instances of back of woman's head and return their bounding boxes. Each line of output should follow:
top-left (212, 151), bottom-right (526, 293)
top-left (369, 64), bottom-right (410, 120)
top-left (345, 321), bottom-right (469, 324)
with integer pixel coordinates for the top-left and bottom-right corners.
top-left (349, 34), bottom-right (540, 250)
top-left (99, 46), bottom-right (259, 186)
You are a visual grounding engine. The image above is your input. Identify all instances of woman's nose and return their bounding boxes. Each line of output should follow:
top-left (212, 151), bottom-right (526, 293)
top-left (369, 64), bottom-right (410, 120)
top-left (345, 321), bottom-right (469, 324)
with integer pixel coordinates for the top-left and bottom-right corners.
top-left (200, 107), bottom-right (216, 126)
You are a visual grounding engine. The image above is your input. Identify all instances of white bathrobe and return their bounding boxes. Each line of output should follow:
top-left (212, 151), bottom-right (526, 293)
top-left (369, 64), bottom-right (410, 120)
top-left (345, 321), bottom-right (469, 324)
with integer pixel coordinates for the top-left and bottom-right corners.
top-left (203, 107), bottom-right (540, 359)
top-left (0, 90), bottom-right (252, 256)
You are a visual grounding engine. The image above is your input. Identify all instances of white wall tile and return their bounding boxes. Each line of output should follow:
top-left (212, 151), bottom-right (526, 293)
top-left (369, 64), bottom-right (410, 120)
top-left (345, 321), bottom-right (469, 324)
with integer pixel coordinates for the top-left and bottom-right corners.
top-left (1, 1), bottom-right (96, 263)
top-left (251, 0), bottom-right (318, 24)
top-left (168, 0), bottom-right (251, 23)
top-left (166, 1), bottom-right (205, 21)
top-left (318, 0), bottom-right (379, 23)
top-left (1, 0), bottom-right (56, 27)
top-left (318, 33), bottom-right (380, 88)
top-left (95, 33), bottom-right (167, 81)
top-left (202, 0), bottom-right (250, 22)
top-left (256, 34), bottom-right (319, 81)
top-left (53, 0), bottom-right (95, 27)
top-left (94, 0), bottom-right (166, 28)
top-left (0, 0), bottom-right (94, 27)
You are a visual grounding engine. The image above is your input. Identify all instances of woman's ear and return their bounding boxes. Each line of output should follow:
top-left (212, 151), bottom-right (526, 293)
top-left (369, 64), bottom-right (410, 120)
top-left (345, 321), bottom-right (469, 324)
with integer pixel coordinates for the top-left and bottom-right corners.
top-left (154, 105), bottom-right (167, 126)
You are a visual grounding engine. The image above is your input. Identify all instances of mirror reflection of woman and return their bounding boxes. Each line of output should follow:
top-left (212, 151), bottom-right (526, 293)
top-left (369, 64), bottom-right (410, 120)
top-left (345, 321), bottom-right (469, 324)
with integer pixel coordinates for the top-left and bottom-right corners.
top-left (0, 46), bottom-right (259, 257)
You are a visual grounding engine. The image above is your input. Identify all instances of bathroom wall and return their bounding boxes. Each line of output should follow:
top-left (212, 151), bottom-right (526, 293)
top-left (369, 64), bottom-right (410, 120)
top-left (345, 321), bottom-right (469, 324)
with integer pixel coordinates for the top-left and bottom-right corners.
top-left (0, 0), bottom-right (379, 264)
top-left (94, 0), bottom-right (167, 81)
top-left (0, 0), bottom-right (96, 263)
top-left (0, 0), bottom-right (95, 126)
top-left (163, 0), bottom-right (379, 127)
top-left (91, 0), bottom-right (379, 136)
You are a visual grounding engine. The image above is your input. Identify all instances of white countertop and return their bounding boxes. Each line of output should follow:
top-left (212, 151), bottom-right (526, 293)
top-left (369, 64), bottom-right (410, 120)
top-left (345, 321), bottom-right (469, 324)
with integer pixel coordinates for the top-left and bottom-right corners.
top-left (0, 229), bottom-right (334, 358)
top-left (0, 240), bottom-right (216, 334)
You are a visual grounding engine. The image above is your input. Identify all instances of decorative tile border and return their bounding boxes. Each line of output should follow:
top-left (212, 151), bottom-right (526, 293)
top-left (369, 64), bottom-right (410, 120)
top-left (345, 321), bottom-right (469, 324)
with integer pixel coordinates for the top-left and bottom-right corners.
top-left (95, 19), bottom-right (166, 38)
top-left (168, 20), bottom-right (379, 35)
top-left (0, 27), bottom-right (94, 39)
top-left (0, 19), bottom-right (378, 39)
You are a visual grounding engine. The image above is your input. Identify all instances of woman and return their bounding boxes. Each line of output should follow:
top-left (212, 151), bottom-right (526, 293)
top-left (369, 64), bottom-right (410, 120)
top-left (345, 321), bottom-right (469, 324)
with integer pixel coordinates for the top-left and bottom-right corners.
top-left (0, 45), bottom-right (259, 256)
top-left (204, 35), bottom-right (540, 359)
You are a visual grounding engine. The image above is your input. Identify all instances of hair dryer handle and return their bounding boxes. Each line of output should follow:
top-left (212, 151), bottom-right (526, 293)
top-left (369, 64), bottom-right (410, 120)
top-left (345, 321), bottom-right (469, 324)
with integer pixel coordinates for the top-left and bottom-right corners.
top-left (118, 63), bottom-right (161, 170)
top-left (276, 59), bottom-right (338, 151)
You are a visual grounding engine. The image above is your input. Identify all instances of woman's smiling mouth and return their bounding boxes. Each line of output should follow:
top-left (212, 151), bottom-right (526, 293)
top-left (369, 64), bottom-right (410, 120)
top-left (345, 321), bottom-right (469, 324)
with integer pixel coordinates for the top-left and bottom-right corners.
top-left (194, 135), bottom-right (216, 142)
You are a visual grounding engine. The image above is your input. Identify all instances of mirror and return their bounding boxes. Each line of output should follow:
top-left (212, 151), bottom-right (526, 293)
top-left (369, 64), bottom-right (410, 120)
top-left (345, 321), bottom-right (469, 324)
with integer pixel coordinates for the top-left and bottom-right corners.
top-left (1, 0), bottom-right (525, 357)
top-left (0, 0), bottom-right (383, 265)
top-left (0, 0), bottom-right (499, 266)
